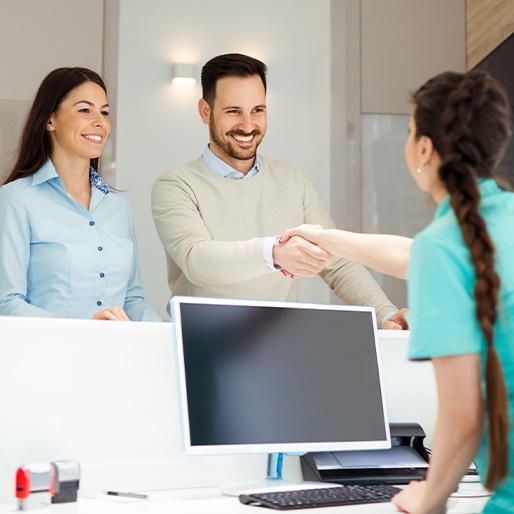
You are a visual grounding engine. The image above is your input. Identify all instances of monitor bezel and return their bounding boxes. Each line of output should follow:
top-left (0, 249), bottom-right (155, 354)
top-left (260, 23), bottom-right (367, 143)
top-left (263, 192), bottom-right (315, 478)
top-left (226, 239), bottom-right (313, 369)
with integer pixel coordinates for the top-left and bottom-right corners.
top-left (170, 296), bottom-right (391, 456)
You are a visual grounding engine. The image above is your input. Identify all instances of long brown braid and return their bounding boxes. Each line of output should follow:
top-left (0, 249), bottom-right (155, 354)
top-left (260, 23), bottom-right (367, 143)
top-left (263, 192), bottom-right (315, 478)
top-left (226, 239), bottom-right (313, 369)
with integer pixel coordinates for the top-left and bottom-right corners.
top-left (413, 70), bottom-right (511, 491)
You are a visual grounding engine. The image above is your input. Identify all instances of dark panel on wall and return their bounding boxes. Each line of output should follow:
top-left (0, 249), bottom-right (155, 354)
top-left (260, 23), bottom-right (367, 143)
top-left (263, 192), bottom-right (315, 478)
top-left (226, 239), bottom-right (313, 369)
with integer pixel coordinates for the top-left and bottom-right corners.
top-left (474, 33), bottom-right (514, 188)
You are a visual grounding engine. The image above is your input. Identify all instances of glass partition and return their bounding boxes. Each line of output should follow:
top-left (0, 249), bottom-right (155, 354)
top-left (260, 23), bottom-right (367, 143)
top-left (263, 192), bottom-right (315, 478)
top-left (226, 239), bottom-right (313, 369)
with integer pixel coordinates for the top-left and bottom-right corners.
top-left (361, 114), bottom-right (436, 307)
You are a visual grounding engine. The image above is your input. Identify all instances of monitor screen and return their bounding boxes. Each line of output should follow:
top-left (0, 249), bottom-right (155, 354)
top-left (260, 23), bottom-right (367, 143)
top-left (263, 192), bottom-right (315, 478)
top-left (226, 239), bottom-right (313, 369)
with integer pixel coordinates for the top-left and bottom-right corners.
top-left (170, 296), bottom-right (391, 456)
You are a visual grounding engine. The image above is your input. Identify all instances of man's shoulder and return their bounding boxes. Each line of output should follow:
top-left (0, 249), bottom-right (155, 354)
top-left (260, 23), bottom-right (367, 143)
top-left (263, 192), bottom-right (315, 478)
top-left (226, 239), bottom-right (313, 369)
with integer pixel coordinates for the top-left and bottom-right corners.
top-left (257, 156), bottom-right (312, 190)
top-left (154, 156), bottom-right (205, 182)
top-left (151, 157), bottom-right (218, 204)
top-left (258, 155), bottom-right (306, 175)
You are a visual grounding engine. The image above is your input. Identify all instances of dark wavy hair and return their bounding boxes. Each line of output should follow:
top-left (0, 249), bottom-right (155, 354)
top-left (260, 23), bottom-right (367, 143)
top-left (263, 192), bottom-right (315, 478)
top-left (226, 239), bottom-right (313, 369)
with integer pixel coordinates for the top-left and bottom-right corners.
top-left (3, 67), bottom-right (107, 185)
top-left (412, 69), bottom-right (511, 491)
top-left (201, 53), bottom-right (267, 107)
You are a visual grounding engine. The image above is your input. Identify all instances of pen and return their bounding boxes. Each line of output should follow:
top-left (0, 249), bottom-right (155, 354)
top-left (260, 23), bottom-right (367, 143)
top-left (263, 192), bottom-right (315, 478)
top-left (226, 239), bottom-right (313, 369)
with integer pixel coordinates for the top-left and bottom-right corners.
top-left (106, 491), bottom-right (148, 499)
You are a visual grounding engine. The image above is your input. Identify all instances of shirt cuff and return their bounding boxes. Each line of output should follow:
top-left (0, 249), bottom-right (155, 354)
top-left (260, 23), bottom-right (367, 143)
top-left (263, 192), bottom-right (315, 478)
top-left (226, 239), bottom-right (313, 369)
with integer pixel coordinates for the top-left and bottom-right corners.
top-left (264, 236), bottom-right (281, 272)
top-left (380, 310), bottom-right (397, 328)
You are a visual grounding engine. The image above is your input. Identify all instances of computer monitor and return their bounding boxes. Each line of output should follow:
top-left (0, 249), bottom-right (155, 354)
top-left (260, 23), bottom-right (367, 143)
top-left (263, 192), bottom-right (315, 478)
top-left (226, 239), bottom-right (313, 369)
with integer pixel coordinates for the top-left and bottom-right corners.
top-left (170, 296), bottom-right (391, 492)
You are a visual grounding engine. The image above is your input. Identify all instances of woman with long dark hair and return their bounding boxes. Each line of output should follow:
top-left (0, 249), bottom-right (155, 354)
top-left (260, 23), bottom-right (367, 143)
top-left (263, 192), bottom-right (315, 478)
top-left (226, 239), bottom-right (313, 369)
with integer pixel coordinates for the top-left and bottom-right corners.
top-left (0, 67), bottom-right (161, 321)
top-left (282, 69), bottom-right (513, 512)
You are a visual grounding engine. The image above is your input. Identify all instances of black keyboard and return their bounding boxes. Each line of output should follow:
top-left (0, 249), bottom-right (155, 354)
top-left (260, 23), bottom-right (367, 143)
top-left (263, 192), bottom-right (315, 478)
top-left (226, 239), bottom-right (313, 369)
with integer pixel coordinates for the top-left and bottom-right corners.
top-left (239, 484), bottom-right (402, 510)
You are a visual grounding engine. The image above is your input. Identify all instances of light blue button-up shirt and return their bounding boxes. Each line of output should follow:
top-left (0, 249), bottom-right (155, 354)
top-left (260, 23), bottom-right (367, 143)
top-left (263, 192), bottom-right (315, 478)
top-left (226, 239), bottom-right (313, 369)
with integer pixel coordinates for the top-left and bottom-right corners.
top-left (0, 160), bottom-right (161, 321)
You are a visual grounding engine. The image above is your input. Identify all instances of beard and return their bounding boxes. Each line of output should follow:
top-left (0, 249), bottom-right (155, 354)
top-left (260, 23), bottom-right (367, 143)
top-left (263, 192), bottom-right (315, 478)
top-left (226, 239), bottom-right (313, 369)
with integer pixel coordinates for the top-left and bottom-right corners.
top-left (209, 116), bottom-right (265, 162)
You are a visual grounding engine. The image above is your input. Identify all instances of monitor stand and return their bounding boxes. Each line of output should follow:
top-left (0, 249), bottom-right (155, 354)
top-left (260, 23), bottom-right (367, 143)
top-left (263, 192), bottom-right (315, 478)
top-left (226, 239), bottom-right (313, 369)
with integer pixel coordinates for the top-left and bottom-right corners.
top-left (221, 453), bottom-right (302, 497)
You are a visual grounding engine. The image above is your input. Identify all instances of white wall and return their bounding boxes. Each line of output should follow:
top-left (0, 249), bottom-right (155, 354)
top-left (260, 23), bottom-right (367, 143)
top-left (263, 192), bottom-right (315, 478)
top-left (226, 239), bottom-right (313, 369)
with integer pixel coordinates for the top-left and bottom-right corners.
top-left (0, 0), bottom-right (104, 181)
top-left (112, 0), bottom-right (332, 319)
top-left (361, 0), bottom-right (466, 114)
top-left (0, 0), bottom-right (104, 100)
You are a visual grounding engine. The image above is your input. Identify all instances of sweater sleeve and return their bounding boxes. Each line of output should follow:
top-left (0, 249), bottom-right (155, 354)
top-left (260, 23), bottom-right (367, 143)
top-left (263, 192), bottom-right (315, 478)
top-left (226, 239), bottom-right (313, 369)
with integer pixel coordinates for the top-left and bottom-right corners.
top-left (151, 168), bottom-right (272, 287)
top-left (300, 173), bottom-right (398, 324)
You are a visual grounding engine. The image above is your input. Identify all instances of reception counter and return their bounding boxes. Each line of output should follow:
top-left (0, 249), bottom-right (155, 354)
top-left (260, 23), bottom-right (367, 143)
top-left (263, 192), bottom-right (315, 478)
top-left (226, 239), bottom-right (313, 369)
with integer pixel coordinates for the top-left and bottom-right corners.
top-left (0, 316), bottom-right (485, 512)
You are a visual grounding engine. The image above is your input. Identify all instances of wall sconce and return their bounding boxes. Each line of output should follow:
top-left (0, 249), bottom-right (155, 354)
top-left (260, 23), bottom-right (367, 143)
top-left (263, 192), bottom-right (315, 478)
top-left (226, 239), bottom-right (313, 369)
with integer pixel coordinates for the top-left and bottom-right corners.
top-left (171, 63), bottom-right (197, 86)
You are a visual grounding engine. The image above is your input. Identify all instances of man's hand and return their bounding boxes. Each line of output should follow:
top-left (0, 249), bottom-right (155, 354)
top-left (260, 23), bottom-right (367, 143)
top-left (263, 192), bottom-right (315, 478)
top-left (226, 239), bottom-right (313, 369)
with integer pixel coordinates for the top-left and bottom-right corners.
top-left (91, 306), bottom-right (131, 321)
top-left (382, 307), bottom-right (409, 330)
top-left (273, 235), bottom-right (334, 278)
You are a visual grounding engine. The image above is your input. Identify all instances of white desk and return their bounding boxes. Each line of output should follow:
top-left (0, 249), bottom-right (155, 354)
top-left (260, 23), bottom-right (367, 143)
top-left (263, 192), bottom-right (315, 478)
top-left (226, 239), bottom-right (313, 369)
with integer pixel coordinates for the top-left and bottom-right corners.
top-left (0, 317), bottom-right (483, 512)
top-left (0, 485), bottom-right (490, 513)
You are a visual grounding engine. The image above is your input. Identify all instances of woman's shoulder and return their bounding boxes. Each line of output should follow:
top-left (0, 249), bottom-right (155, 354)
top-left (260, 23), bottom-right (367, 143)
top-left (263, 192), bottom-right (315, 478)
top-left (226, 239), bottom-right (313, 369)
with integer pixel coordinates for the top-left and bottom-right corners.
top-left (415, 209), bottom-right (461, 246)
top-left (1, 162), bottom-right (57, 199)
top-left (0, 176), bottom-right (33, 203)
top-left (412, 213), bottom-right (469, 273)
top-left (103, 189), bottom-right (133, 215)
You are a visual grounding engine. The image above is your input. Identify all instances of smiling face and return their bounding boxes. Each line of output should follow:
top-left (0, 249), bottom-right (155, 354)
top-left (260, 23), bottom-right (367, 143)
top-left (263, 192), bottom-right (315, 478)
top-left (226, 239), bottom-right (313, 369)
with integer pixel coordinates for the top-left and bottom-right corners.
top-left (47, 81), bottom-right (110, 166)
top-left (198, 74), bottom-right (267, 174)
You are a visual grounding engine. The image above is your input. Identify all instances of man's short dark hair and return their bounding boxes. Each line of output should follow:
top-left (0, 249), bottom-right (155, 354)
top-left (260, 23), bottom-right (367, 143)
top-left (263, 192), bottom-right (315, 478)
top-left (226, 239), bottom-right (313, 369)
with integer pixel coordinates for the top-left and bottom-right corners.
top-left (201, 53), bottom-right (267, 106)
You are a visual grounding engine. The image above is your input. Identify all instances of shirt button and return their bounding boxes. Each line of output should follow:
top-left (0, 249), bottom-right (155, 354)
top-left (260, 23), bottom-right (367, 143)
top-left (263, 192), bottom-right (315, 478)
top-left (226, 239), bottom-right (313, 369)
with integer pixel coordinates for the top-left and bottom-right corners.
top-left (98, 246), bottom-right (103, 251)
top-left (97, 301), bottom-right (102, 306)
top-left (100, 273), bottom-right (105, 278)
top-left (89, 221), bottom-right (95, 226)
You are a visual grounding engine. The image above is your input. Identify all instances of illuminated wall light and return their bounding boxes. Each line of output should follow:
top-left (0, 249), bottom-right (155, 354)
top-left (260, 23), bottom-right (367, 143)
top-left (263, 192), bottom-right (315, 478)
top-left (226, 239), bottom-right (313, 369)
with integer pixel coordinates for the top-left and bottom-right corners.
top-left (171, 63), bottom-right (197, 86)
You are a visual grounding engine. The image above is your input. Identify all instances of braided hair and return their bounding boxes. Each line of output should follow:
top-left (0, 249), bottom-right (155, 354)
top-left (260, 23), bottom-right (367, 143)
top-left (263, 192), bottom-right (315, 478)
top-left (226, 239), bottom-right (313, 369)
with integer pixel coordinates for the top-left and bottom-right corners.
top-left (412, 70), bottom-right (511, 491)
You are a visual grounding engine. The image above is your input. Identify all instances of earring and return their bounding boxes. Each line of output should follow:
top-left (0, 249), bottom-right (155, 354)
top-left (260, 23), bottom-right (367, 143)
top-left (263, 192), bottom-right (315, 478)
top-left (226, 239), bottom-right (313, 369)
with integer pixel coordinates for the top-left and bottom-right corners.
top-left (416, 165), bottom-right (424, 174)
top-left (48, 126), bottom-right (54, 131)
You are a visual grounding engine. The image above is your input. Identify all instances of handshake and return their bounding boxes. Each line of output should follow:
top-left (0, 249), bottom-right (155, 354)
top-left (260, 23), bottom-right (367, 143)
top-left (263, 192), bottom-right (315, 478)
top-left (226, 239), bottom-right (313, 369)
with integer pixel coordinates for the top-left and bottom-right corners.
top-left (273, 224), bottom-right (334, 279)
top-left (273, 224), bottom-right (411, 331)
top-left (273, 224), bottom-right (412, 281)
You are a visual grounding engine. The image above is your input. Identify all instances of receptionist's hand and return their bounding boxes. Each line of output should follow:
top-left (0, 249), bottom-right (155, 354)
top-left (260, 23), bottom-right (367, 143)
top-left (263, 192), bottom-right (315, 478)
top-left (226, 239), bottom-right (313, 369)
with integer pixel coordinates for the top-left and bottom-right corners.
top-left (281, 224), bottom-right (325, 247)
top-left (92, 306), bottom-right (131, 321)
top-left (392, 480), bottom-right (446, 514)
top-left (382, 307), bottom-right (409, 330)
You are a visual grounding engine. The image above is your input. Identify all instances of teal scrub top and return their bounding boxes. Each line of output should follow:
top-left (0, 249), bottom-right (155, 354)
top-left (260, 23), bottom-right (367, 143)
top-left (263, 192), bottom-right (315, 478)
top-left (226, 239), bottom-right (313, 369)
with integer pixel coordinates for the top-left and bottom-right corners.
top-left (407, 179), bottom-right (514, 513)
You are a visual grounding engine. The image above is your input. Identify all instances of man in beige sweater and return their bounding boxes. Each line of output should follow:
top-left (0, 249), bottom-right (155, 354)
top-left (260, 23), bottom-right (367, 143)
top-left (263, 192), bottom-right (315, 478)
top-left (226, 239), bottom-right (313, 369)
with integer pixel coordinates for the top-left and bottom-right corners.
top-left (152, 53), bottom-right (406, 329)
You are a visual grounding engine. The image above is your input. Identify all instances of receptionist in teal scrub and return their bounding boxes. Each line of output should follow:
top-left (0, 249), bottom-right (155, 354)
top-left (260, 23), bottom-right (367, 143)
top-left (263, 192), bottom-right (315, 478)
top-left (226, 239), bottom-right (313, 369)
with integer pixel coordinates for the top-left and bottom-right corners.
top-left (281, 70), bottom-right (514, 513)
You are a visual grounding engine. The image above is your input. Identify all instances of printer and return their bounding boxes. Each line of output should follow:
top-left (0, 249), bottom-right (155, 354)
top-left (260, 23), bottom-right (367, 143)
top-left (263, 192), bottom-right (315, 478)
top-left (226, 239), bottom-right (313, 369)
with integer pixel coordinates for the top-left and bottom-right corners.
top-left (301, 422), bottom-right (430, 485)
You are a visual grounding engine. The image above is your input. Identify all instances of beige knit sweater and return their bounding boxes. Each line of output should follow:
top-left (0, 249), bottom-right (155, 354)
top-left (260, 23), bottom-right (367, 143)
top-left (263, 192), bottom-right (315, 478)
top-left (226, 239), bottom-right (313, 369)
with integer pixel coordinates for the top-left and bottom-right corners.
top-left (151, 155), bottom-right (396, 323)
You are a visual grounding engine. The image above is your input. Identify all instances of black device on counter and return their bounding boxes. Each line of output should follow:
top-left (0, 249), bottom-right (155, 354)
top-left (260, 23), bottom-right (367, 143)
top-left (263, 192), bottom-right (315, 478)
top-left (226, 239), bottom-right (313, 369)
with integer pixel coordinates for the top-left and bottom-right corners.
top-left (301, 422), bottom-right (430, 486)
top-left (51, 460), bottom-right (80, 503)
